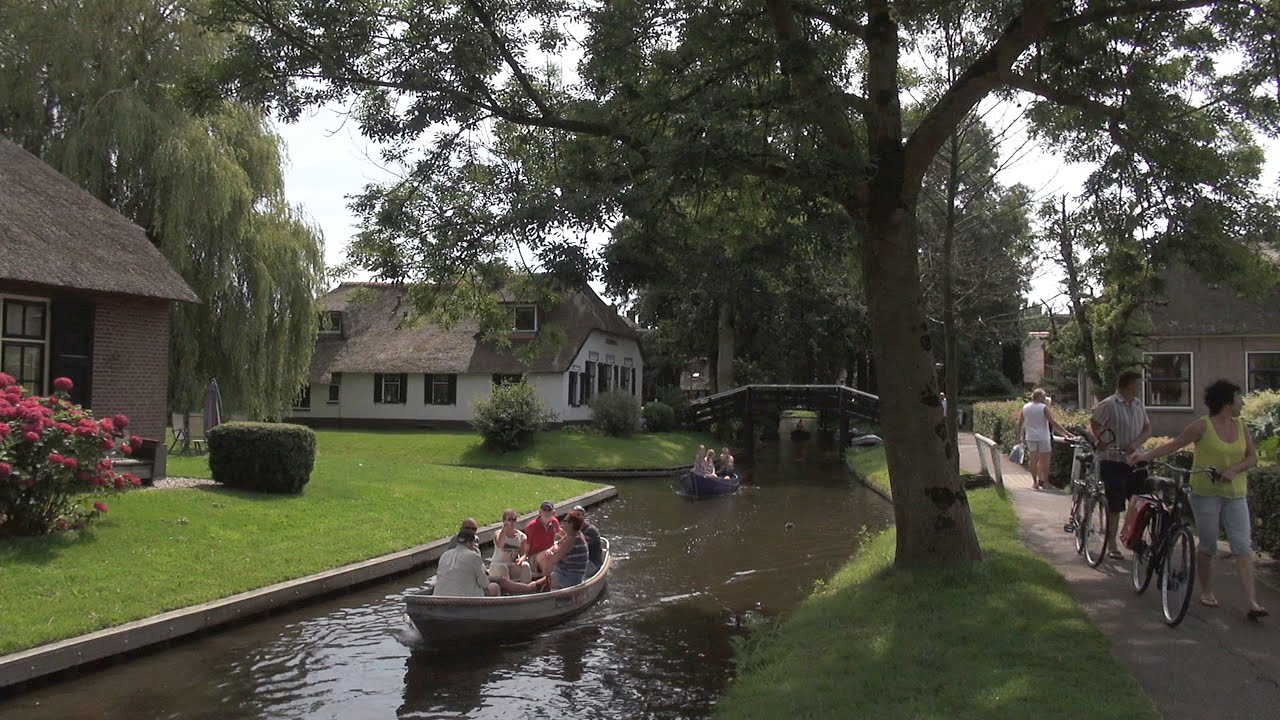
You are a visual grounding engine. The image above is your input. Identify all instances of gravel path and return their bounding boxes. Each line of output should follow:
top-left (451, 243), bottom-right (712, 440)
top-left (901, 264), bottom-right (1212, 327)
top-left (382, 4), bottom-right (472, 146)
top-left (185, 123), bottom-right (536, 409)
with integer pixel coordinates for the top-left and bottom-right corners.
top-left (143, 476), bottom-right (219, 490)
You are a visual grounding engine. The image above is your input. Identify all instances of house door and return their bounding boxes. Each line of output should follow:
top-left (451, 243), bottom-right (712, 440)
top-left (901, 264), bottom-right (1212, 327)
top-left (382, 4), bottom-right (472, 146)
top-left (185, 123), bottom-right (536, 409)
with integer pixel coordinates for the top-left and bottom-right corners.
top-left (49, 298), bottom-right (94, 407)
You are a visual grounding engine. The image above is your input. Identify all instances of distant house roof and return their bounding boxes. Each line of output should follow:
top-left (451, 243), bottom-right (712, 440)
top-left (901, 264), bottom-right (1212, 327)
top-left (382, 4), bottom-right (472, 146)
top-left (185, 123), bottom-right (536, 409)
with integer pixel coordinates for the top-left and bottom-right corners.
top-left (308, 282), bottom-right (641, 383)
top-left (1148, 265), bottom-right (1280, 337)
top-left (0, 136), bottom-right (198, 303)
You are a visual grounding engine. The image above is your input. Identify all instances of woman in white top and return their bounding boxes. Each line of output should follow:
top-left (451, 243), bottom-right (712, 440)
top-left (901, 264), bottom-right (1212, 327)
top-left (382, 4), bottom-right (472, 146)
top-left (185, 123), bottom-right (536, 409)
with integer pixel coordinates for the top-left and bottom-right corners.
top-left (489, 508), bottom-right (532, 582)
top-left (1016, 388), bottom-right (1076, 490)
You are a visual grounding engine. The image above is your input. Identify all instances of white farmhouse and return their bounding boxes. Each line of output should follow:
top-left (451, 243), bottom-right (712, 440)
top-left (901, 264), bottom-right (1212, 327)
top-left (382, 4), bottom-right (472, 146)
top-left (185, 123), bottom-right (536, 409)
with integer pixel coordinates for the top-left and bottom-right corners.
top-left (290, 282), bottom-right (643, 427)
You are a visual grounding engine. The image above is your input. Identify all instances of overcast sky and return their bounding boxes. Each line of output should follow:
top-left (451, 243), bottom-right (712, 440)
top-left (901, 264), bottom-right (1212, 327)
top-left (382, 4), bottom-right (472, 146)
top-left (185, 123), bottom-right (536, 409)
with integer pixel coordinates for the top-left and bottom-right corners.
top-left (274, 101), bottom-right (1273, 312)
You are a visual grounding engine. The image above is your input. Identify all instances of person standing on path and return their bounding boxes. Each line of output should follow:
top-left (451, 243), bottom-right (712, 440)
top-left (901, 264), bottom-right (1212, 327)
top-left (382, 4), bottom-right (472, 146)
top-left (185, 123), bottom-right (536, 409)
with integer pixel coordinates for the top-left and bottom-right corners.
top-left (1017, 388), bottom-right (1077, 490)
top-left (1089, 370), bottom-right (1152, 560)
top-left (1130, 379), bottom-right (1268, 619)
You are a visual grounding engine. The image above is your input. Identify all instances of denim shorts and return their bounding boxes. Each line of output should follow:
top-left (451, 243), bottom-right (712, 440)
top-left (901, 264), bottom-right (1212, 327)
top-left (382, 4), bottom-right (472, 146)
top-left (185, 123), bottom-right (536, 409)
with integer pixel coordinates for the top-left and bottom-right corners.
top-left (1189, 493), bottom-right (1252, 557)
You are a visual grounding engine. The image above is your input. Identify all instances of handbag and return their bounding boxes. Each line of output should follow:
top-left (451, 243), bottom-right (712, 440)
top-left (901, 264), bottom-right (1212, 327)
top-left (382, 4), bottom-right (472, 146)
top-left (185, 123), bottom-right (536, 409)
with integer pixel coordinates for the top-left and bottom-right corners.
top-left (1009, 442), bottom-right (1027, 465)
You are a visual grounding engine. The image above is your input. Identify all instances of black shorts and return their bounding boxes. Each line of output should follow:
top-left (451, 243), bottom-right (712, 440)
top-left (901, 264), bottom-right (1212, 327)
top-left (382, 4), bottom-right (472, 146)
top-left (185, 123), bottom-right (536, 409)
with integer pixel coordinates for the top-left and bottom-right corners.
top-left (1099, 460), bottom-right (1149, 514)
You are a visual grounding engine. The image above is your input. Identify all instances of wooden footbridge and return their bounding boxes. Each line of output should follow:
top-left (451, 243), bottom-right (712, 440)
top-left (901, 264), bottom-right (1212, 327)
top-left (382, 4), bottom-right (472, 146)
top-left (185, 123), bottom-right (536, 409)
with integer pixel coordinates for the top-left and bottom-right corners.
top-left (688, 385), bottom-right (880, 458)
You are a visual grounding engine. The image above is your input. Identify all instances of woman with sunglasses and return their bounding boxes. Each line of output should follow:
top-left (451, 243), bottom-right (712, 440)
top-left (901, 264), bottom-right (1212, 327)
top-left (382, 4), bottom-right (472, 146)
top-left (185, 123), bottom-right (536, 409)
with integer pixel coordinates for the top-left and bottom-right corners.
top-left (489, 508), bottom-right (532, 583)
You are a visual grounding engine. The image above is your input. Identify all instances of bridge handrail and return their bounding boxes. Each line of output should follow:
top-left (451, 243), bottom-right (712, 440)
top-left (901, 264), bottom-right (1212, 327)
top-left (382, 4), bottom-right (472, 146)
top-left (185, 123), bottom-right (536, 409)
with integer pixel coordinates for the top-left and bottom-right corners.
top-left (972, 433), bottom-right (1005, 493)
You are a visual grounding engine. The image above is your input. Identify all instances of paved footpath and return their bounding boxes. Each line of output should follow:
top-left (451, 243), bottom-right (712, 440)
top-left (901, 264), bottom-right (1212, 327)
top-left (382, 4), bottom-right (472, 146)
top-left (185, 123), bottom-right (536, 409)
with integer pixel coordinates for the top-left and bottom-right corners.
top-left (958, 433), bottom-right (1278, 720)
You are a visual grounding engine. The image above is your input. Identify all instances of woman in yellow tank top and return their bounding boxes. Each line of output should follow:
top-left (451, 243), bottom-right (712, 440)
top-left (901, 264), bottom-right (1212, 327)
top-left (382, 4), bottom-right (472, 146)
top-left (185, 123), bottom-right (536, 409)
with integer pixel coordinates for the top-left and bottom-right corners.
top-left (1131, 380), bottom-right (1266, 620)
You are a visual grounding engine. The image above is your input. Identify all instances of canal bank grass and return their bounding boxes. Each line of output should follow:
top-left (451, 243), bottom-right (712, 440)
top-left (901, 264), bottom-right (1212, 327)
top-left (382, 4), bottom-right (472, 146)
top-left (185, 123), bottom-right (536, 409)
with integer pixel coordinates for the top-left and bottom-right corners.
top-left (166, 429), bottom-right (714, 479)
top-left (846, 446), bottom-right (892, 498)
top-left (716, 486), bottom-right (1157, 720)
top-left (0, 463), bottom-right (597, 655)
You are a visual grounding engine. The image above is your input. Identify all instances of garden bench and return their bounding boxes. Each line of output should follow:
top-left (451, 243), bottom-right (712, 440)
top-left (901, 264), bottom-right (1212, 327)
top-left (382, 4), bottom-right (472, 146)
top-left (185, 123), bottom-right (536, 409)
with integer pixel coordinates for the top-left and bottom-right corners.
top-left (113, 438), bottom-right (167, 486)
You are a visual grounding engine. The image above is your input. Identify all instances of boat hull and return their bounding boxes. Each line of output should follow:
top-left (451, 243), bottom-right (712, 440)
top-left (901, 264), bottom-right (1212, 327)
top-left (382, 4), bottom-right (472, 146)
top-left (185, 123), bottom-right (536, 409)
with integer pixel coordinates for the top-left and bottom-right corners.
top-left (405, 539), bottom-right (611, 642)
top-left (680, 472), bottom-right (739, 497)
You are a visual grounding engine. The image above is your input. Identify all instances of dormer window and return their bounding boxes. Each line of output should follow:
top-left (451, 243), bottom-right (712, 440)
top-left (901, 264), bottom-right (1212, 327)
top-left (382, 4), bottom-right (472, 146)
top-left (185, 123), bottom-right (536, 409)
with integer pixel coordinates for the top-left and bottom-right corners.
top-left (318, 311), bottom-right (342, 335)
top-left (512, 305), bottom-right (537, 333)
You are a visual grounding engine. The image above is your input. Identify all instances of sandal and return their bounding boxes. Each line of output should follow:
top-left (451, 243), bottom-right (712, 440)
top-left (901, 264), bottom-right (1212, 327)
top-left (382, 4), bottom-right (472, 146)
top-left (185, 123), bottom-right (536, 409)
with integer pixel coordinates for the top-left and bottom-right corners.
top-left (1108, 549), bottom-right (1125, 560)
top-left (1247, 607), bottom-right (1269, 621)
top-left (1200, 596), bottom-right (1220, 608)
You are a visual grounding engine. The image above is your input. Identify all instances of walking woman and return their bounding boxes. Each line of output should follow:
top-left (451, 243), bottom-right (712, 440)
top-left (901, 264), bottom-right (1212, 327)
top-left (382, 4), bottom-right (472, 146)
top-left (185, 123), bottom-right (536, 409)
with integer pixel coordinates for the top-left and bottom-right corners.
top-left (1017, 388), bottom-right (1076, 490)
top-left (1130, 379), bottom-right (1267, 619)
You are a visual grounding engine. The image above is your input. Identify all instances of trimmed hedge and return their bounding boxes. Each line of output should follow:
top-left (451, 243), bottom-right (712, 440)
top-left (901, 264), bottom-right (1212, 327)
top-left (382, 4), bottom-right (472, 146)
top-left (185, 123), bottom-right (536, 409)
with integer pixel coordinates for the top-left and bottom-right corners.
top-left (970, 400), bottom-right (1022, 450)
top-left (1248, 466), bottom-right (1280, 557)
top-left (591, 391), bottom-right (640, 437)
top-left (471, 381), bottom-right (555, 451)
top-left (207, 422), bottom-right (316, 494)
top-left (642, 400), bottom-right (676, 433)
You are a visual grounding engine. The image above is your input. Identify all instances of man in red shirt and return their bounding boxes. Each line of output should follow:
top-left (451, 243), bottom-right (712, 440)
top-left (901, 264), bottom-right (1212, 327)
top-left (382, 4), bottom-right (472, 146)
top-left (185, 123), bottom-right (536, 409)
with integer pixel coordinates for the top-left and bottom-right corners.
top-left (523, 500), bottom-right (561, 569)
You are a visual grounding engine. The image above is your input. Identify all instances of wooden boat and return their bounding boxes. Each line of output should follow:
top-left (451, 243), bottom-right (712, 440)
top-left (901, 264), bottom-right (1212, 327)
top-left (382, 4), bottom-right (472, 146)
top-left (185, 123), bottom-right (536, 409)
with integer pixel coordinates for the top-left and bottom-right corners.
top-left (680, 471), bottom-right (739, 498)
top-left (405, 538), bottom-right (612, 642)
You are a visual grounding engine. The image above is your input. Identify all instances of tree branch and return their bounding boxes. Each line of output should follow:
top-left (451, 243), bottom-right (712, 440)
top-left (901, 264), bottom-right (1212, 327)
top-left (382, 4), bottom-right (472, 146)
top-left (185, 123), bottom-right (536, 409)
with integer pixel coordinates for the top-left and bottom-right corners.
top-left (791, 2), bottom-right (867, 40)
top-left (998, 71), bottom-right (1125, 119)
top-left (1049, 0), bottom-right (1219, 33)
top-left (460, 0), bottom-right (553, 117)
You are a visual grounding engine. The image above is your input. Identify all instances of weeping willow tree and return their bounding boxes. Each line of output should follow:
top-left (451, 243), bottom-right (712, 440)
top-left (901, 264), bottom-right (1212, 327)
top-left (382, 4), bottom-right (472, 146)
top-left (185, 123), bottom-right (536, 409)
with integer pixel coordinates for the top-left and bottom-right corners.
top-left (0, 0), bottom-right (324, 418)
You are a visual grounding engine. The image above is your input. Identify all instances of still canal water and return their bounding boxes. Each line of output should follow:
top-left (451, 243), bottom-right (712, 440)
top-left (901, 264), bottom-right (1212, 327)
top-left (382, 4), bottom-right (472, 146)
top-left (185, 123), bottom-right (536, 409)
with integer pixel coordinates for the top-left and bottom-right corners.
top-left (2, 434), bottom-right (891, 720)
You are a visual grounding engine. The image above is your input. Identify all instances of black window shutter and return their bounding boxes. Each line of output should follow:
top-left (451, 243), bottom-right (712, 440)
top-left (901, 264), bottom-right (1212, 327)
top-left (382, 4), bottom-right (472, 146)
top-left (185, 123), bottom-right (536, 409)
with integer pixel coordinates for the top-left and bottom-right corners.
top-left (448, 375), bottom-right (457, 405)
top-left (374, 373), bottom-right (383, 403)
top-left (631, 368), bottom-right (637, 396)
top-left (398, 374), bottom-right (408, 403)
top-left (568, 372), bottom-right (575, 406)
top-left (424, 373), bottom-right (433, 404)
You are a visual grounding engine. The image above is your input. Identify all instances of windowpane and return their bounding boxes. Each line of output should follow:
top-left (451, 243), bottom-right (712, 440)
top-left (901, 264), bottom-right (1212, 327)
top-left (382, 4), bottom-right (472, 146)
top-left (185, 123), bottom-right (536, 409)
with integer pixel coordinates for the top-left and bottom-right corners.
top-left (1144, 353), bottom-right (1192, 408)
top-left (1248, 353), bottom-right (1280, 393)
top-left (2, 341), bottom-right (44, 395)
top-left (3, 300), bottom-right (46, 340)
top-left (384, 375), bottom-right (402, 403)
top-left (318, 311), bottom-right (342, 335)
top-left (294, 385), bottom-right (311, 409)
top-left (513, 306), bottom-right (537, 332)
top-left (328, 384), bottom-right (340, 403)
top-left (432, 375), bottom-right (452, 404)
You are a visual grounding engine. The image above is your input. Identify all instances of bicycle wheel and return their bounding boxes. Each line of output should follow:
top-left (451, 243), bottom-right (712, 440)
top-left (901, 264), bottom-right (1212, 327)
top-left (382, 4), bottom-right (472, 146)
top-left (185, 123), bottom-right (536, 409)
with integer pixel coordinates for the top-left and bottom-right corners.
top-left (1160, 526), bottom-right (1196, 627)
top-left (1130, 513), bottom-right (1161, 594)
top-left (1082, 494), bottom-right (1110, 567)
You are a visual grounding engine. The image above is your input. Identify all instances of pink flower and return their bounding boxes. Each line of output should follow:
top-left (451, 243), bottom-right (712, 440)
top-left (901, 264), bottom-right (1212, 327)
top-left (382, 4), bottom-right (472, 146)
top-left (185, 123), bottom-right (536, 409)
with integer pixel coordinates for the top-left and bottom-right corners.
top-left (76, 471), bottom-right (92, 482)
top-left (120, 444), bottom-right (133, 456)
top-left (54, 422), bottom-right (74, 434)
top-left (56, 519), bottom-right (68, 532)
top-left (0, 462), bottom-right (11, 476)
top-left (113, 477), bottom-right (126, 490)
top-left (101, 437), bottom-right (115, 450)
top-left (94, 501), bottom-right (108, 514)
top-left (48, 453), bottom-right (64, 464)
top-left (124, 473), bottom-right (141, 487)
top-left (63, 457), bottom-right (78, 469)
top-left (99, 418), bottom-right (115, 433)
top-left (112, 415), bottom-right (129, 430)
top-left (0, 424), bottom-right (9, 439)
top-left (129, 434), bottom-right (143, 449)
top-left (0, 372), bottom-right (13, 388)
top-left (23, 431), bottom-right (39, 443)
top-left (52, 377), bottom-right (73, 392)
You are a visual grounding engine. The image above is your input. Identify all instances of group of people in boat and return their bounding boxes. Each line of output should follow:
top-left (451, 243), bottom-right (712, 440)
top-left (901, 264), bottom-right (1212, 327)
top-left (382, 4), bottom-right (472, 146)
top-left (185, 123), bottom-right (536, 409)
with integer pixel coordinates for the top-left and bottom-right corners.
top-left (434, 501), bottom-right (603, 598)
top-left (692, 444), bottom-right (735, 480)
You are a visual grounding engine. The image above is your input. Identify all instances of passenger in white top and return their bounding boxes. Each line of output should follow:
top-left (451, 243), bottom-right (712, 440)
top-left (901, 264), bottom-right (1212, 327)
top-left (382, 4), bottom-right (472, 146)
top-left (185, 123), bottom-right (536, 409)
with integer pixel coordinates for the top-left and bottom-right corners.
top-left (1017, 388), bottom-right (1077, 490)
top-left (489, 508), bottom-right (532, 583)
top-left (434, 523), bottom-right (500, 598)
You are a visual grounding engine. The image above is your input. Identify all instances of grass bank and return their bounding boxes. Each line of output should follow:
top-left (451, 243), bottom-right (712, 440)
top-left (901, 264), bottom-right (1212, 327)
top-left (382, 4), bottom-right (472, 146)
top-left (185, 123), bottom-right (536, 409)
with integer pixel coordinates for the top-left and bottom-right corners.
top-left (716, 484), bottom-right (1156, 719)
top-left (846, 445), bottom-right (892, 499)
top-left (0, 462), bottom-right (596, 655)
top-left (167, 429), bottom-right (715, 479)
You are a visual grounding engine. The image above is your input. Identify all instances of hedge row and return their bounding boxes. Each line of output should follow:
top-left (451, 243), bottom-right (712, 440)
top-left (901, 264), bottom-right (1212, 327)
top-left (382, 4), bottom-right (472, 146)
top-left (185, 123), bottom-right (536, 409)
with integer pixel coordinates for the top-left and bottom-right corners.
top-left (207, 422), bottom-right (316, 493)
top-left (971, 400), bottom-right (1090, 452)
top-left (1248, 466), bottom-right (1280, 557)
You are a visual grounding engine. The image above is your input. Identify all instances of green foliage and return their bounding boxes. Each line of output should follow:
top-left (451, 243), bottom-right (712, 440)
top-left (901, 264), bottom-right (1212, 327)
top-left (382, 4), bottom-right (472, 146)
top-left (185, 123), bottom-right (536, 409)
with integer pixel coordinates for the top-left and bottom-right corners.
top-left (471, 382), bottom-right (555, 452)
top-left (970, 400), bottom-right (1023, 450)
top-left (1247, 467), bottom-right (1280, 558)
top-left (642, 400), bottom-right (677, 433)
top-left (1259, 437), bottom-right (1280, 466)
top-left (207, 422), bottom-right (315, 494)
top-left (590, 391), bottom-right (640, 437)
top-left (656, 386), bottom-right (695, 429)
top-left (1243, 390), bottom-right (1280, 441)
top-left (0, 0), bottom-right (325, 419)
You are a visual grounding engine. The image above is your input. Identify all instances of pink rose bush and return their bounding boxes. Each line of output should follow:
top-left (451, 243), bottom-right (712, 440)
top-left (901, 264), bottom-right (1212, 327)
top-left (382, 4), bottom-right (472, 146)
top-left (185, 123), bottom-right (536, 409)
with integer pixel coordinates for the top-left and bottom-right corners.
top-left (0, 373), bottom-right (138, 537)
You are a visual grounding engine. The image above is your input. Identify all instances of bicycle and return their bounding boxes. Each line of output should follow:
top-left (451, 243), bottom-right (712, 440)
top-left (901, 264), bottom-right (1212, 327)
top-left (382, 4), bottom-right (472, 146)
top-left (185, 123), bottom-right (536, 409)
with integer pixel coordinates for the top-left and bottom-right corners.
top-left (1127, 460), bottom-right (1217, 627)
top-left (1062, 430), bottom-right (1115, 567)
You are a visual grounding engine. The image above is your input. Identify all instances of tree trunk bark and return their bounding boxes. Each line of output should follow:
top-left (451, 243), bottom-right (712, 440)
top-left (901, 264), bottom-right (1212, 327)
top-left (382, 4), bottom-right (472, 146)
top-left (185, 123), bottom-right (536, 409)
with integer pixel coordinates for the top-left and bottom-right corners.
top-left (716, 301), bottom-right (735, 393)
top-left (1057, 196), bottom-right (1104, 398)
top-left (942, 132), bottom-right (961, 472)
top-left (861, 193), bottom-right (982, 566)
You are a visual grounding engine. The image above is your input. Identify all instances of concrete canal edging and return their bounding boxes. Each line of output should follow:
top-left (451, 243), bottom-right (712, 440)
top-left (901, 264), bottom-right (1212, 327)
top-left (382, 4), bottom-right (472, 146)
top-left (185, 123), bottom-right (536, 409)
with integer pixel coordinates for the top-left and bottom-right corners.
top-left (469, 465), bottom-right (688, 480)
top-left (0, 485), bottom-right (617, 692)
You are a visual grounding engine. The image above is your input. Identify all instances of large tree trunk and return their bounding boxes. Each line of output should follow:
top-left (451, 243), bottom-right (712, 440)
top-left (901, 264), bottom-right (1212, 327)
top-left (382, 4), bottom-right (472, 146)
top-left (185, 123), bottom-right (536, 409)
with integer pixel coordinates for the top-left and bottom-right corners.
top-left (716, 301), bottom-right (735, 393)
top-left (861, 191), bottom-right (982, 566)
top-left (1056, 196), bottom-right (1104, 399)
top-left (941, 132), bottom-right (961, 472)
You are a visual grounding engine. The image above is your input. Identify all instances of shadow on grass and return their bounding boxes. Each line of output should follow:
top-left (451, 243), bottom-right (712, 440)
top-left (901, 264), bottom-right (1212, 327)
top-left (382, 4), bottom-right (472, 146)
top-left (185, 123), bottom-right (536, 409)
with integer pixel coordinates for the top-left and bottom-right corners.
top-left (0, 526), bottom-right (101, 567)
top-left (189, 484), bottom-right (305, 502)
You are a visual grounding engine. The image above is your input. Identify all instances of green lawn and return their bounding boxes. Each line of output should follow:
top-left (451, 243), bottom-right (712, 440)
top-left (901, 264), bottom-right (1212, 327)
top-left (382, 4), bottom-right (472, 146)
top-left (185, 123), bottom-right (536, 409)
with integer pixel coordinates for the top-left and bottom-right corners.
top-left (846, 445), bottom-right (892, 498)
top-left (717, 471), bottom-right (1156, 719)
top-left (166, 428), bottom-right (715, 478)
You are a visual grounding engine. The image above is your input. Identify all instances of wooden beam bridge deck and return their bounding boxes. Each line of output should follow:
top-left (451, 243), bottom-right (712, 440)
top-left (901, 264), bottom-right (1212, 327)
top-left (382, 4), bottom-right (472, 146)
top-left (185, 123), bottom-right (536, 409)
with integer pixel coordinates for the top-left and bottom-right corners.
top-left (688, 385), bottom-right (879, 459)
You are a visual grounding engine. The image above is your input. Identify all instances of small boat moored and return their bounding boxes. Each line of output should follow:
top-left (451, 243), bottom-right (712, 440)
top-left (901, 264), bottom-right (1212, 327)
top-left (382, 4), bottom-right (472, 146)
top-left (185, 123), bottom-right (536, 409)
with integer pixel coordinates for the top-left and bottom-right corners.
top-left (405, 538), bottom-right (612, 643)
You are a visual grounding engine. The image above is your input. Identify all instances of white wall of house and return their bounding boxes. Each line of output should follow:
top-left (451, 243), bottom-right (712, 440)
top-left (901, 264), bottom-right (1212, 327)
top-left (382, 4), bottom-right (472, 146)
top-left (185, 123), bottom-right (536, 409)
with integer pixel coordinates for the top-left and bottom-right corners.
top-left (291, 329), bottom-right (642, 425)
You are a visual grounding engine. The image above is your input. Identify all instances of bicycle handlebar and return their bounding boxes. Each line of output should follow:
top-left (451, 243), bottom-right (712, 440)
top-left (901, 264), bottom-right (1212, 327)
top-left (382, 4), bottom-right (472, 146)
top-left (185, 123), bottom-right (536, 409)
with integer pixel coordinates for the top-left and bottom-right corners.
top-left (1145, 460), bottom-right (1221, 483)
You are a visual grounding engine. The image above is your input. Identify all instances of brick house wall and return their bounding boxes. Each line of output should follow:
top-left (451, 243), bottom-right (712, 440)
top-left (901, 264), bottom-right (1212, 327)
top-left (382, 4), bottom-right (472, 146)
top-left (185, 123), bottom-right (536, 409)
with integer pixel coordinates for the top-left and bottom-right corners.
top-left (90, 296), bottom-right (172, 440)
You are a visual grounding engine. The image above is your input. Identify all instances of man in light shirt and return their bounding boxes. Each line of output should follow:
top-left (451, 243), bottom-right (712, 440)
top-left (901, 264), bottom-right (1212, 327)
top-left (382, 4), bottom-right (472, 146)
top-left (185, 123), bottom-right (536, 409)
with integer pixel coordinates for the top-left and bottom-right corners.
top-left (434, 520), bottom-right (500, 597)
top-left (1089, 370), bottom-right (1152, 558)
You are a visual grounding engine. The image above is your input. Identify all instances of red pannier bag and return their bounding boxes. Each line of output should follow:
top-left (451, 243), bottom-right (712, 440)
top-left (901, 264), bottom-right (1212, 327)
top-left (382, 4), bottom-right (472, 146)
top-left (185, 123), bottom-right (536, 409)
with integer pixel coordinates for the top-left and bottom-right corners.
top-left (1120, 496), bottom-right (1157, 551)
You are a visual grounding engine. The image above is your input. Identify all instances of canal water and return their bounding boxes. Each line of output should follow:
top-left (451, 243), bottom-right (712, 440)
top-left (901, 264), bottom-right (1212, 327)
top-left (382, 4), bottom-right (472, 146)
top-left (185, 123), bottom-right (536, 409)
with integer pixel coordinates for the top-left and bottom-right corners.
top-left (2, 432), bottom-right (891, 720)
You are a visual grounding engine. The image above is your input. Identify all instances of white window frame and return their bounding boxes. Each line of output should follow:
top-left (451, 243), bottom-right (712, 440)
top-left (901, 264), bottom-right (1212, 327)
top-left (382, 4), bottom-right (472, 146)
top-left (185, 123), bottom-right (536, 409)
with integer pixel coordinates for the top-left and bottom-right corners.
top-left (1143, 351), bottom-right (1195, 411)
top-left (1245, 351), bottom-right (1280, 394)
top-left (512, 304), bottom-right (538, 333)
top-left (431, 374), bottom-right (454, 405)
top-left (1, 294), bottom-right (51, 396)
top-left (327, 372), bottom-right (341, 404)
top-left (382, 374), bottom-right (404, 404)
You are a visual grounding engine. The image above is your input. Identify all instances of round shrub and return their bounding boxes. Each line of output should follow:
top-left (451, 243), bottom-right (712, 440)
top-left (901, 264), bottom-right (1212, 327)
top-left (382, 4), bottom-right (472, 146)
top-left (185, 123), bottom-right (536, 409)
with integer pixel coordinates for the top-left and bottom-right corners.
top-left (592, 391), bottom-right (641, 437)
top-left (207, 422), bottom-right (316, 494)
top-left (642, 400), bottom-right (676, 433)
top-left (656, 386), bottom-right (695, 429)
top-left (471, 381), bottom-right (555, 451)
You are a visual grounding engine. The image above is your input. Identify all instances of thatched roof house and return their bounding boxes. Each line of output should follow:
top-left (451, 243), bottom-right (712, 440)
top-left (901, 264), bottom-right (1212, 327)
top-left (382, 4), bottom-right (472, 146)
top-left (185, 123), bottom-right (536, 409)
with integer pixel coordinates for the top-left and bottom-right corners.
top-left (0, 136), bottom-right (197, 442)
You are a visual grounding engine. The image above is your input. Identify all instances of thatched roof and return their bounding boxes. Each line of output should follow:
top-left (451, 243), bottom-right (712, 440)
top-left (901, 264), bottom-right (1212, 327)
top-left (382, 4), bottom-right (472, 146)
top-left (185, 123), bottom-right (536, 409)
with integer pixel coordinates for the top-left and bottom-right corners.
top-left (309, 282), bottom-right (641, 383)
top-left (0, 136), bottom-right (197, 303)
top-left (1148, 265), bottom-right (1280, 336)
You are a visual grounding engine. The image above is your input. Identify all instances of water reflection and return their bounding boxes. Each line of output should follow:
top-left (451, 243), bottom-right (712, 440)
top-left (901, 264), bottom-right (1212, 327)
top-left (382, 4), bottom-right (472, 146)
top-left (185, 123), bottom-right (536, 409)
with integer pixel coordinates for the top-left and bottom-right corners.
top-left (1, 436), bottom-right (890, 720)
